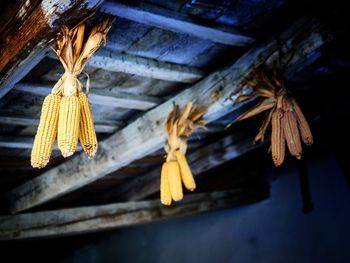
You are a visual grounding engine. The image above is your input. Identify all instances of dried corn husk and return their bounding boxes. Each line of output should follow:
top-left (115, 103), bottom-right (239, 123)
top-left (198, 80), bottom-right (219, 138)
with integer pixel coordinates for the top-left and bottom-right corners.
top-left (233, 68), bottom-right (313, 167)
top-left (160, 102), bottom-right (207, 205)
top-left (30, 18), bottom-right (114, 168)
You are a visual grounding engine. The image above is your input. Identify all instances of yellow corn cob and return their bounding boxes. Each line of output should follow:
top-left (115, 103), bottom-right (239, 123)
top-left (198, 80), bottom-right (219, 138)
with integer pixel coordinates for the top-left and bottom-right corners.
top-left (175, 150), bottom-right (196, 191)
top-left (167, 161), bottom-right (183, 201)
top-left (58, 96), bottom-right (80, 157)
top-left (291, 97), bottom-right (313, 145)
top-left (78, 92), bottom-right (98, 158)
top-left (160, 162), bottom-right (172, 205)
top-left (283, 111), bottom-right (302, 159)
top-left (271, 110), bottom-right (285, 166)
top-left (31, 94), bottom-right (61, 168)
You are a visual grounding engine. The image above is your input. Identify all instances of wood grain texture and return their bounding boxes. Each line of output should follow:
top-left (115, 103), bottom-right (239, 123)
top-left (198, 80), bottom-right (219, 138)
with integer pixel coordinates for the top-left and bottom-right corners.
top-left (6, 18), bottom-right (324, 213)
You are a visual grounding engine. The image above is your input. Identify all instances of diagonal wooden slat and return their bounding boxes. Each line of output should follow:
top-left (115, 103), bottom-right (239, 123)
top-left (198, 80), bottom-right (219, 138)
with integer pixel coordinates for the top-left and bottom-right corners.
top-left (6, 18), bottom-right (325, 213)
top-left (100, 1), bottom-right (254, 46)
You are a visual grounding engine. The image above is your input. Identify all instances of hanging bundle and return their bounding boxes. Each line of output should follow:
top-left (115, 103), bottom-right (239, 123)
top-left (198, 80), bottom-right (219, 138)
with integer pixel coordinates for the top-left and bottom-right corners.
top-left (160, 102), bottom-right (206, 205)
top-left (31, 19), bottom-right (114, 169)
top-left (232, 68), bottom-right (313, 167)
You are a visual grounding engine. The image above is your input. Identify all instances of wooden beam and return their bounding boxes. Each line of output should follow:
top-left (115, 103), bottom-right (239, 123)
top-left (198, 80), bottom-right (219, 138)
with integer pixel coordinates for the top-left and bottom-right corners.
top-left (6, 19), bottom-right (325, 213)
top-left (46, 50), bottom-right (204, 83)
top-left (0, 136), bottom-right (35, 149)
top-left (90, 89), bottom-right (161, 111)
top-left (0, 136), bottom-right (81, 151)
top-left (100, 1), bottom-right (254, 46)
top-left (109, 133), bottom-right (260, 201)
top-left (0, 49), bottom-right (48, 100)
top-left (0, 0), bottom-right (103, 99)
top-left (0, 190), bottom-right (265, 240)
top-left (0, 116), bottom-right (121, 133)
top-left (14, 83), bottom-right (161, 111)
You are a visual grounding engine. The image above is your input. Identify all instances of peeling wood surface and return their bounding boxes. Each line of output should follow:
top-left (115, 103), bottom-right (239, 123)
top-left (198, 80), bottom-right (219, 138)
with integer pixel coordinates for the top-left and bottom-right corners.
top-left (6, 18), bottom-right (325, 213)
top-left (0, 190), bottom-right (263, 240)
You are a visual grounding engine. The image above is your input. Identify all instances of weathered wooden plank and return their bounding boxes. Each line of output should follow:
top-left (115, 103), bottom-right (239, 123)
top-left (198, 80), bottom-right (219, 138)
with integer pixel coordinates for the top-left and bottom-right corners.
top-left (46, 50), bottom-right (204, 83)
top-left (0, 190), bottom-right (260, 240)
top-left (109, 133), bottom-right (260, 201)
top-left (100, 1), bottom-right (254, 46)
top-left (14, 83), bottom-right (161, 111)
top-left (0, 116), bottom-right (121, 133)
top-left (0, 0), bottom-right (103, 99)
top-left (6, 19), bottom-right (325, 213)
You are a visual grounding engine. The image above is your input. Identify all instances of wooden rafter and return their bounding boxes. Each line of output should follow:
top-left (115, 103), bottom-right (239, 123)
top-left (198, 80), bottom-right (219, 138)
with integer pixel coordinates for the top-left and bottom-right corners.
top-left (46, 50), bottom-right (204, 83)
top-left (6, 18), bottom-right (325, 213)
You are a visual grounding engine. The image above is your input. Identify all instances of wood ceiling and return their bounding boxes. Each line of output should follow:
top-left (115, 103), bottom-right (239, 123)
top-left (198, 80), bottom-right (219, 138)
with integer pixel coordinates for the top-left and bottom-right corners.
top-left (1, 0), bottom-right (349, 240)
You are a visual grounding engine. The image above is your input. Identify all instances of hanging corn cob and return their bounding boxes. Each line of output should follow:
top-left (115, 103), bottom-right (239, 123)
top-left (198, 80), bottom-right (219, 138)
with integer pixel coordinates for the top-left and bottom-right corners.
top-left (78, 92), bottom-right (98, 158)
top-left (30, 18), bottom-right (114, 168)
top-left (31, 93), bottom-right (61, 168)
top-left (160, 102), bottom-right (207, 205)
top-left (232, 68), bottom-right (313, 167)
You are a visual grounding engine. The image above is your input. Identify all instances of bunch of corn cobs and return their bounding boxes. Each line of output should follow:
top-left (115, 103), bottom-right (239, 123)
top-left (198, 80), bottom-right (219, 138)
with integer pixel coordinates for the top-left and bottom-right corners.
top-left (31, 19), bottom-right (113, 168)
top-left (234, 68), bottom-right (313, 166)
top-left (160, 102), bottom-right (206, 205)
